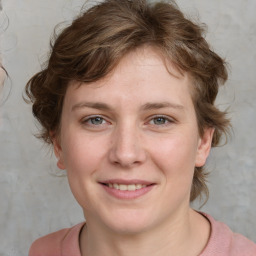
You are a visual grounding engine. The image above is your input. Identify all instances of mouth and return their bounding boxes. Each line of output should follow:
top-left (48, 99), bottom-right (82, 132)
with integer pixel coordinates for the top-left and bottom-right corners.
top-left (99, 180), bottom-right (155, 199)
top-left (102, 183), bottom-right (148, 191)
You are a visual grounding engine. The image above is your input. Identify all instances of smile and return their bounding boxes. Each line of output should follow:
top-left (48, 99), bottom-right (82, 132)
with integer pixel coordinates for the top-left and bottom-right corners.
top-left (100, 180), bottom-right (155, 200)
top-left (106, 183), bottom-right (147, 191)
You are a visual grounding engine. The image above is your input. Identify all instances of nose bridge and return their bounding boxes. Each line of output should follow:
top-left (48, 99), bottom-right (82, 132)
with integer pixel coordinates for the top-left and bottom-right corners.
top-left (109, 119), bottom-right (146, 167)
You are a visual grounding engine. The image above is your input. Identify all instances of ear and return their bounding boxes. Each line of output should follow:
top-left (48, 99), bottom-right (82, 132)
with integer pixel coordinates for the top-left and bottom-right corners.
top-left (51, 134), bottom-right (66, 170)
top-left (195, 128), bottom-right (214, 167)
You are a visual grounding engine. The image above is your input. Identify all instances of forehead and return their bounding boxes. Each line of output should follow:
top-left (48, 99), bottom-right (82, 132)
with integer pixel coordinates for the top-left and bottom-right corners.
top-left (65, 46), bottom-right (195, 109)
top-left (107, 46), bottom-right (185, 83)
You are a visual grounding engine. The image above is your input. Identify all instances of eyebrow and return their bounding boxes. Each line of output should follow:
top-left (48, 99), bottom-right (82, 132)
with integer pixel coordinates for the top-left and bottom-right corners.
top-left (140, 102), bottom-right (184, 111)
top-left (72, 102), bottom-right (113, 111)
top-left (71, 101), bottom-right (184, 112)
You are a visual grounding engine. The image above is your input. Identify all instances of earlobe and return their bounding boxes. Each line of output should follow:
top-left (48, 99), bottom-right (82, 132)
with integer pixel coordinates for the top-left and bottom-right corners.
top-left (56, 160), bottom-right (65, 170)
top-left (195, 128), bottom-right (214, 167)
top-left (52, 136), bottom-right (66, 170)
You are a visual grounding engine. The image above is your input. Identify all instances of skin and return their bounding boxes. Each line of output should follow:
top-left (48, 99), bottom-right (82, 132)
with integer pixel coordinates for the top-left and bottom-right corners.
top-left (53, 46), bottom-right (214, 256)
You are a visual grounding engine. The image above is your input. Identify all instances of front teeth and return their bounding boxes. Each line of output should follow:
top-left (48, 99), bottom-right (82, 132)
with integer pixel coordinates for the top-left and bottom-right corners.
top-left (107, 184), bottom-right (146, 191)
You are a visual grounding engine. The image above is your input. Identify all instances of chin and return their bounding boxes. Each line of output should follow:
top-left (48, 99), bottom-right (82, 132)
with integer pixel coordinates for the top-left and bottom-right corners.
top-left (101, 209), bottom-right (154, 235)
top-left (109, 220), bottom-right (151, 235)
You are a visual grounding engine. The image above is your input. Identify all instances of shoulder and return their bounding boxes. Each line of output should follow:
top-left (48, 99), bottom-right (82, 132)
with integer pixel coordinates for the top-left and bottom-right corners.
top-left (201, 213), bottom-right (256, 256)
top-left (29, 222), bottom-right (85, 256)
top-left (29, 227), bottom-right (70, 256)
top-left (231, 232), bottom-right (256, 255)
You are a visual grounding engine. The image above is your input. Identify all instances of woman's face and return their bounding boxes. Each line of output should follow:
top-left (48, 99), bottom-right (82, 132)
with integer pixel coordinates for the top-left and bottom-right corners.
top-left (54, 47), bottom-right (213, 234)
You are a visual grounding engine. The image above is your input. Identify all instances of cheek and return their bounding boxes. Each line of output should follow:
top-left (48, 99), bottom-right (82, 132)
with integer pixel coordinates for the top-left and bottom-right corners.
top-left (152, 134), bottom-right (198, 162)
top-left (61, 132), bottom-right (107, 170)
top-left (62, 137), bottom-right (103, 209)
top-left (147, 136), bottom-right (197, 208)
top-left (148, 134), bottom-right (198, 180)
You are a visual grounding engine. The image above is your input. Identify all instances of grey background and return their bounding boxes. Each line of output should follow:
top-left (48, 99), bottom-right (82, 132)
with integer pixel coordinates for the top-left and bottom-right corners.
top-left (0, 0), bottom-right (255, 255)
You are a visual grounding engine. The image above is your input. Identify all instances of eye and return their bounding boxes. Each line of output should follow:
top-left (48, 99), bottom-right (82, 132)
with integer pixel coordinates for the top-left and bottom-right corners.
top-left (151, 117), bottom-right (168, 125)
top-left (88, 116), bottom-right (105, 125)
top-left (81, 115), bottom-right (108, 127)
top-left (148, 115), bottom-right (174, 126)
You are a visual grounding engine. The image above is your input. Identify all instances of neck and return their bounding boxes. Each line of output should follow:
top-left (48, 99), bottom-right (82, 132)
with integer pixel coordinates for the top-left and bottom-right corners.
top-left (80, 209), bottom-right (210, 256)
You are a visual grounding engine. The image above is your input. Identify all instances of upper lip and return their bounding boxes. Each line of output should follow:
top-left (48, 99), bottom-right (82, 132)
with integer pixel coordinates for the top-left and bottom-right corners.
top-left (99, 179), bottom-right (154, 185)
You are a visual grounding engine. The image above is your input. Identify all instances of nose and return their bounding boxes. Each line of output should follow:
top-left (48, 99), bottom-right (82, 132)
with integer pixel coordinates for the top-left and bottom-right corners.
top-left (108, 122), bottom-right (147, 168)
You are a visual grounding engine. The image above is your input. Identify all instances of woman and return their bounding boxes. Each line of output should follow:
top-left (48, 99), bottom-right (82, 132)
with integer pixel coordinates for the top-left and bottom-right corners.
top-left (26, 0), bottom-right (256, 255)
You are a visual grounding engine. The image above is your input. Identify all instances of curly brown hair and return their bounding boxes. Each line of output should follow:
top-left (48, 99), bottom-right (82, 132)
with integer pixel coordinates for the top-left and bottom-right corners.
top-left (25, 0), bottom-right (230, 202)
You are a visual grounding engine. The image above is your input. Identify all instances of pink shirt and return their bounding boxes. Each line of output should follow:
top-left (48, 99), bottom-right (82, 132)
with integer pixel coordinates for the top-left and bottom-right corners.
top-left (29, 213), bottom-right (256, 256)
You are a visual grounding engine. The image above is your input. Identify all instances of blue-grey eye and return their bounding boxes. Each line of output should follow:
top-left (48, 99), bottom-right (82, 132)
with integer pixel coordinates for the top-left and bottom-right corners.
top-left (153, 117), bottom-right (167, 125)
top-left (90, 117), bottom-right (104, 125)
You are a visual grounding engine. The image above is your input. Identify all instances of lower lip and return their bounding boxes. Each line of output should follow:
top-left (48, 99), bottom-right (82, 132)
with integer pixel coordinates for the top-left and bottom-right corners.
top-left (101, 184), bottom-right (155, 199)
